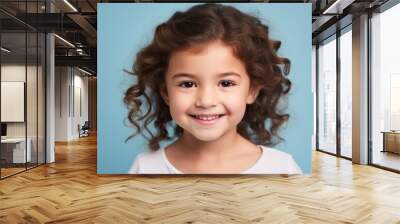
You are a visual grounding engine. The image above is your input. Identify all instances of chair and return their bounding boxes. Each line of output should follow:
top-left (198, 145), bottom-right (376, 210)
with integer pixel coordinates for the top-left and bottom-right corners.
top-left (79, 121), bottom-right (90, 138)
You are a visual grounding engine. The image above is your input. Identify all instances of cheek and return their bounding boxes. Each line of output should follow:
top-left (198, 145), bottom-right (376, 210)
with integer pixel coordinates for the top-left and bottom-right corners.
top-left (223, 90), bottom-right (249, 116)
top-left (167, 91), bottom-right (192, 117)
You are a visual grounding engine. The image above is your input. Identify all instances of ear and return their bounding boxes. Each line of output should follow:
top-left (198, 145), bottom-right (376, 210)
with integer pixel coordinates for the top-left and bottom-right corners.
top-left (160, 84), bottom-right (170, 106)
top-left (246, 85), bottom-right (262, 104)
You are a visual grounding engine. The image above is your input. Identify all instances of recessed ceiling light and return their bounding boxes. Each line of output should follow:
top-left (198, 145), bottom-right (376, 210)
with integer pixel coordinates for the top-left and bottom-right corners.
top-left (63, 0), bottom-right (78, 12)
top-left (1, 47), bottom-right (11, 53)
top-left (77, 67), bottom-right (93, 76)
top-left (54, 34), bottom-right (75, 48)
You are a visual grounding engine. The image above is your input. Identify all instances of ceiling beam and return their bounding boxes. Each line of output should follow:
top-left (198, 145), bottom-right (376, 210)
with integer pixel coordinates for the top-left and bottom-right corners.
top-left (322, 0), bottom-right (356, 14)
top-left (55, 55), bottom-right (96, 70)
top-left (67, 13), bottom-right (97, 46)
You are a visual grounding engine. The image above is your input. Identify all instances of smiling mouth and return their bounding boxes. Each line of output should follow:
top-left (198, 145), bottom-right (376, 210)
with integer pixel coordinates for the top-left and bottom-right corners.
top-left (189, 114), bottom-right (226, 121)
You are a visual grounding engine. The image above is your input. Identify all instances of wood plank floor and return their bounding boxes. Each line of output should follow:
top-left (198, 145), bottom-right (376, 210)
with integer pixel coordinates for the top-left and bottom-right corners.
top-left (1, 134), bottom-right (400, 223)
top-left (0, 167), bottom-right (26, 178)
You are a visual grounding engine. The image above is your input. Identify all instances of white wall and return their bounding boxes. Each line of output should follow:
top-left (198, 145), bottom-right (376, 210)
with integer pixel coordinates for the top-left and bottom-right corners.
top-left (55, 67), bottom-right (89, 141)
top-left (1, 82), bottom-right (25, 122)
top-left (55, 66), bottom-right (69, 141)
top-left (70, 72), bottom-right (89, 138)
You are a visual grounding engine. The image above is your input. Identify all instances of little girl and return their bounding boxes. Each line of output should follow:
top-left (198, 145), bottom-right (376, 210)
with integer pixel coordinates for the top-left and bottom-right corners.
top-left (124, 3), bottom-right (302, 174)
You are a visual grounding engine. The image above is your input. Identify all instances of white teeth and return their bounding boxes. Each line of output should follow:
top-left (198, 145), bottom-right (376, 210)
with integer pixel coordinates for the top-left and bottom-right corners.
top-left (195, 115), bottom-right (220, 121)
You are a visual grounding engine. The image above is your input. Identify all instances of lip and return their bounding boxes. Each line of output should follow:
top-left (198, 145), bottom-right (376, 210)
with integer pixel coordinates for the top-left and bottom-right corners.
top-left (189, 114), bottom-right (225, 125)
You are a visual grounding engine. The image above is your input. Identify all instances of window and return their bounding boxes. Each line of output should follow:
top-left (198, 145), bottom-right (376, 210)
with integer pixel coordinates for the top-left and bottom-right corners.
top-left (339, 28), bottom-right (352, 158)
top-left (317, 35), bottom-right (337, 155)
top-left (370, 3), bottom-right (400, 171)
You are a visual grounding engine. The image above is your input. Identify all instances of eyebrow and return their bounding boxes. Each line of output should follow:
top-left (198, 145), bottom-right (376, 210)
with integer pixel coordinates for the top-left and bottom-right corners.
top-left (171, 72), bottom-right (242, 79)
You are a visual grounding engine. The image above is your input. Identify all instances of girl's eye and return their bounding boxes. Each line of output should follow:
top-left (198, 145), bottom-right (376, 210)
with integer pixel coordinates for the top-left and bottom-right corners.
top-left (219, 80), bottom-right (236, 87)
top-left (177, 80), bottom-right (236, 88)
top-left (178, 81), bottom-right (196, 88)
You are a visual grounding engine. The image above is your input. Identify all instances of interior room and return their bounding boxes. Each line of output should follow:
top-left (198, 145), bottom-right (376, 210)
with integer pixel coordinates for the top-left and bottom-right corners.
top-left (0, 0), bottom-right (399, 223)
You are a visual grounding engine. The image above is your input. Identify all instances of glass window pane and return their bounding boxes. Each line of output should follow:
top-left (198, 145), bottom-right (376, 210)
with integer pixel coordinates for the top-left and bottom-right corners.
top-left (1, 1), bottom-right (46, 179)
top-left (1, 30), bottom-right (27, 177)
top-left (318, 36), bottom-right (337, 154)
top-left (38, 32), bottom-right (45, 165)
top-left (340, 29), bottom-right (352, 158)
top-left (371, 3), bottom-right (400, 171)
top-left (27, 31), bottom-right (38, 169)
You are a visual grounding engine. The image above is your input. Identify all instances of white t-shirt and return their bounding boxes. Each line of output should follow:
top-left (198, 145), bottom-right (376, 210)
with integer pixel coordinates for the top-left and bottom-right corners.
top-left (129, 145), bottom-right (302, 174)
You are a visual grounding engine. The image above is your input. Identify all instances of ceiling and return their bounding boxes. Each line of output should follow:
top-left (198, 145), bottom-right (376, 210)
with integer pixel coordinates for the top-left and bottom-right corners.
top-left (0, 0), bottom-right (391, 75)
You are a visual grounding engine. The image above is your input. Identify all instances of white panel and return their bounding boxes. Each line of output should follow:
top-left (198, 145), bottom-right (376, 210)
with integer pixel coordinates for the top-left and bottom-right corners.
top-left (1, 82), bottom-right (25, 122)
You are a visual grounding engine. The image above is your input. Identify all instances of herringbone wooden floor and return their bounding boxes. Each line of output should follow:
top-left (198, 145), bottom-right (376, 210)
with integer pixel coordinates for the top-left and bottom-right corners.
top-left (1, 134), bottom-right (400, 224)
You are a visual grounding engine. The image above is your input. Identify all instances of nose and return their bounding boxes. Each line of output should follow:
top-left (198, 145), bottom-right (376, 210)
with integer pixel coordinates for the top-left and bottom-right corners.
top-left (195, 85), bottom-right (217, 108)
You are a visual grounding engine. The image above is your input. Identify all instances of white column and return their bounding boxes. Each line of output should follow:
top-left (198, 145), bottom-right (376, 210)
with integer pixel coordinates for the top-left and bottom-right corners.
top-left (46, 33), bottom-right (55, 163)
top-left (46, 1), bottom-right (55, 163)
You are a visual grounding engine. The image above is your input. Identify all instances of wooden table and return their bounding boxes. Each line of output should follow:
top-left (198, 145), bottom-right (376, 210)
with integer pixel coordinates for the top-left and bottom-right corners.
top-left (381, 131), bottom-right (400, 154)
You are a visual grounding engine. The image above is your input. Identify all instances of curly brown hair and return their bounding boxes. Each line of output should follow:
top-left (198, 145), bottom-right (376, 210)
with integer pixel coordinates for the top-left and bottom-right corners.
top-left (124, 3), bottom-right (291, 151)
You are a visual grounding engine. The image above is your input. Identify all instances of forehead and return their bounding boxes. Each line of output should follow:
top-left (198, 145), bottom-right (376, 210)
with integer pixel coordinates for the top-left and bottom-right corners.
top-left (166, 40), bottom-right (248, 79)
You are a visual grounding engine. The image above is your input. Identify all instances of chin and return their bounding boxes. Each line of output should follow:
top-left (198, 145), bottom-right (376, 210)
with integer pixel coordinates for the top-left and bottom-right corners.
top-left (188, 130), bottom-right (226, 142)
top-left (192, 135), bottom-right (221, 142)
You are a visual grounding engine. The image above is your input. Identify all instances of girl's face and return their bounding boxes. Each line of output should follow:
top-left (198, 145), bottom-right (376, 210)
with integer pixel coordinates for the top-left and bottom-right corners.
top-left (162, 40), bottom-right (260, 142)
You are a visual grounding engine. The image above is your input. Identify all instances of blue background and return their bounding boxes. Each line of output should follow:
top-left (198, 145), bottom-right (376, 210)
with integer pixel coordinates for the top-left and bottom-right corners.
top-left (98, 3), bottom-right (313, 174)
